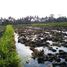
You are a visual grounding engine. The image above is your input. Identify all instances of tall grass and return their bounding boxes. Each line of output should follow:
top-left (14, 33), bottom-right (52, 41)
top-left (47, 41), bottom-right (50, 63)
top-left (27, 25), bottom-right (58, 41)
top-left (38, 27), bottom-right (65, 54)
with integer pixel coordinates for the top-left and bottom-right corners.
top-left (0, 25), bottom-right (19, 67)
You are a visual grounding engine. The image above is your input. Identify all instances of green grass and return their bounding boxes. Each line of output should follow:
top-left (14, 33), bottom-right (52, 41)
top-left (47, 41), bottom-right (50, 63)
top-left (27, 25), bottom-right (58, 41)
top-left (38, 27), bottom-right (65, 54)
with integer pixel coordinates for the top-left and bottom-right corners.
top-left (32, 22), bottom-right (67, 27)
top-left (0, 25), bottom-right (19, 67)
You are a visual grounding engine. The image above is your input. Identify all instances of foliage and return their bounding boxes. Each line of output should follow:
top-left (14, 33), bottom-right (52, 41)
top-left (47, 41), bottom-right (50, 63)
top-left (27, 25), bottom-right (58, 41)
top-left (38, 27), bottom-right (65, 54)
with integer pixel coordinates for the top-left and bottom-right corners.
top-left (0, 25), bottom-right (19, 67)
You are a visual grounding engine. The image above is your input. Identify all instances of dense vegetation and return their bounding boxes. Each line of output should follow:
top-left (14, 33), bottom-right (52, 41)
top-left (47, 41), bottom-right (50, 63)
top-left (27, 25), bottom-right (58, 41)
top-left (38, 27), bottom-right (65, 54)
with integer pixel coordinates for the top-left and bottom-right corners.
top-left (0, 15), bottom-right (67, 25)
top-left (0, 25), bottom-right (19, 67)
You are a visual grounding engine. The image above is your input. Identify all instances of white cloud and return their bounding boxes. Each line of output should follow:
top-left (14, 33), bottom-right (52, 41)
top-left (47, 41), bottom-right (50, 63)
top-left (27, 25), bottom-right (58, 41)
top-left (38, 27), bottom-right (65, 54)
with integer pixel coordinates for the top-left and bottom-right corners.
top-left (0, 0), bottom-right (67, 18)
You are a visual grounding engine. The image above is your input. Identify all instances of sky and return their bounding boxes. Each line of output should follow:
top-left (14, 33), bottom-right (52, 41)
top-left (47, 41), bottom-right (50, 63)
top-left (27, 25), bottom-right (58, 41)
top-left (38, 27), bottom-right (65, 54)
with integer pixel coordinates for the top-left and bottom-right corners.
top-left (0, 0), bottom-right (67, 19)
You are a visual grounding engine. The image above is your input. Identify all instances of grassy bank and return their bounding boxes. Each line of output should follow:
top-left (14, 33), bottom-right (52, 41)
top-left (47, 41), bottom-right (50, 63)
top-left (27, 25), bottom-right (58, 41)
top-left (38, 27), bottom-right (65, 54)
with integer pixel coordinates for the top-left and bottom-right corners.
top-left (0, 25), bottom-right (19, 67)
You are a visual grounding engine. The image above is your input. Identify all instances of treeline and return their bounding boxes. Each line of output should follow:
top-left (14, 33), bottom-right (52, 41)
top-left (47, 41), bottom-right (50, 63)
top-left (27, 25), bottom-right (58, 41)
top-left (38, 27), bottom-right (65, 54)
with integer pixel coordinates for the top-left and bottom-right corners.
top-left (0, 15), bottom-right (67, 25)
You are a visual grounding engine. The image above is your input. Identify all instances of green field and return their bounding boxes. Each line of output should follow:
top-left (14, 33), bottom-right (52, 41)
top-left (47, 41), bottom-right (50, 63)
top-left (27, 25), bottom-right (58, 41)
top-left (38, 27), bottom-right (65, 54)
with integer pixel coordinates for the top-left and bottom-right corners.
top-left (32, 22), bottom-right (67, 27)
top-left (12, 22), bottom-right (67, 29)
top-left (0, 22), bottom-right (67, 30)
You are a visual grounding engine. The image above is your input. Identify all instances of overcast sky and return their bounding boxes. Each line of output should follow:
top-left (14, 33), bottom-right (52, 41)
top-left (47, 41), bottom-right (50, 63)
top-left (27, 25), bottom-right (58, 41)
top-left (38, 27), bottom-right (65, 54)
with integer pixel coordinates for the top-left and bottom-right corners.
top-left (0, 0), bottom-right (67, 19)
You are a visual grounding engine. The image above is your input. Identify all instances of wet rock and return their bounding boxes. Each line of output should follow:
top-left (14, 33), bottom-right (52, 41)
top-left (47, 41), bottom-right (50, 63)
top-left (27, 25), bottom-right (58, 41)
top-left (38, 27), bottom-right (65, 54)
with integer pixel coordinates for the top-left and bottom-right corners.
top-left (52, 42), bottom-right (59, 46)
top-left (59, 50), bottom-right (67, 59)
top-left (47, 53), bottom-right (55, 62)
top-left (60, 62), bottom-right (67, 67)
top-left (31, 49), bottom-right (39, 58)
top-left (59, 50), bottom-right (66, 55)
top-left (38, 50), bottom-right (44, 57)
top-left (55, 58), bottom-right (61, 62)
top-left (65, 57), bottom-right (67, 62)
top-left (30, 47), bottom-right (35, 51)
top-left (18, 38), bottom-right (23, 43)
top-left (37, 57), bottom-right (44, 64)
top-left (62, 42), bottom-right (67, 47)
top-left (49, 47), bottom-right (56, 52)
top-left (56, 48), bottom-right (58, 49)
top-left (53, 62), bottom-right (67, 67)
top-left (48, 58), bottom-right (53, 62)
top-left (44, 56), bottom-right (48, 61)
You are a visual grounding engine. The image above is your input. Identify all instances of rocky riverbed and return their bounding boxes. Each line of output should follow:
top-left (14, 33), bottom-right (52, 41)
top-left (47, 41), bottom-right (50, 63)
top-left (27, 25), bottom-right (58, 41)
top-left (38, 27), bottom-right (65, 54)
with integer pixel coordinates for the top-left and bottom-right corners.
top-left (15, 27), bottom-right (67, 67)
